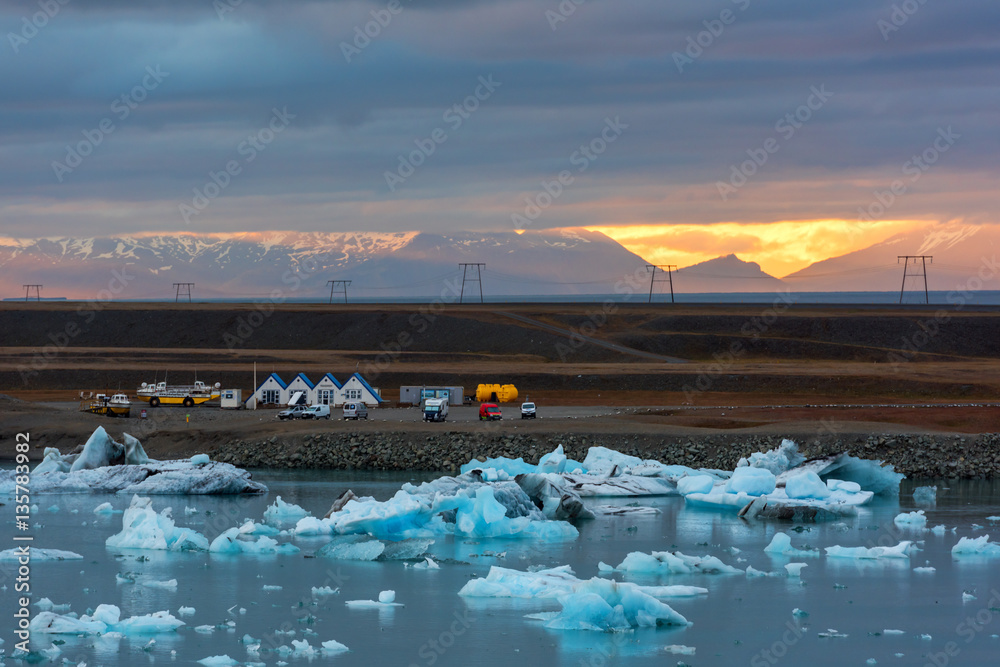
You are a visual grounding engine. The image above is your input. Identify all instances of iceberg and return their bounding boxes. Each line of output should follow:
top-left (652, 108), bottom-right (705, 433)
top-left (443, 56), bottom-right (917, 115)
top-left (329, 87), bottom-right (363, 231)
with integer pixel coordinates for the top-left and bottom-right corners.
top-left (460, 565), bottom-right (708, 600)
top-left (784, 563), bottom-right (808, 577)
top-left (321, 639), bottom-right (350, 653)
top-left (677, 474), bottom-right (715, 496)
top-left (263, 496), bottom-right (310, 526)
top-left (106, 495), bottom-right (209, 552)
top-left (31, 604), bottom-right (183, 635)
top-left (316, 535), bottom-right (386, 561)
top-left (740, 439), bottom-right (806, 474)
top-left (951, 535), bottom-right (1000, 557)
top-left (0, 547), bottom-right (83, 561)
top-left (764, 533), bottom-right (821, 558)
top-left (209, 527), bottom-right (300, 555)
top-left (603, 550), bottom-right (743, 575)
top-left (825, 542), bottom-right (913, 559)
top-left (784, 471), bottom-right (831, 500)
top-left (0, 427), bottom-right (265, 495)
top-left (345, 590), bottom-right (403, 608)
top-left (198, 657), bottom-right (240, 667)
top-left (726, 466), bottom-right (776, 495)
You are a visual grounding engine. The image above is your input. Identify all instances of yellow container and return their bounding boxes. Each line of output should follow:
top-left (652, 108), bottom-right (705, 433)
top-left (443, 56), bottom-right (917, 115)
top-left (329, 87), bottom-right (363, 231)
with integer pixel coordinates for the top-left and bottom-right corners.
top-left (498, 384), bottom-right (518, 403)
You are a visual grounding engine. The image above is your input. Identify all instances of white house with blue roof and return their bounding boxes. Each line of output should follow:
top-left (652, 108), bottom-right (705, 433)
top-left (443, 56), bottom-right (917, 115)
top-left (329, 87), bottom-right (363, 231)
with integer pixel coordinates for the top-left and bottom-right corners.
top-left (313, 373), bottom-right (342, 406)
top-left (337, 372), bottom-right (384, 407)
top-left (248, 372), bottom-right (382, 408)
top-left (252, 373), bottom-right (288, 406)
top-left (285, 372), bottom-right (315, 405)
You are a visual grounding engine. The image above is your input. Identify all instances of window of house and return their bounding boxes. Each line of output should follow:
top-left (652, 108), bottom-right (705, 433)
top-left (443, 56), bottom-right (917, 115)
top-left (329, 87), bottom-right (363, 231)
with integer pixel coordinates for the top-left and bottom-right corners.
top-left (262, 389), bottom-right (279, 404)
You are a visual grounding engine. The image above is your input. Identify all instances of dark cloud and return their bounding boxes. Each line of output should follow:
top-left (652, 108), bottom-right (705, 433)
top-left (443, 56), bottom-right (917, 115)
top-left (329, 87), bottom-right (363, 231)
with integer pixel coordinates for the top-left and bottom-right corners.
top-left (0, 0), bottom-right (997, 237)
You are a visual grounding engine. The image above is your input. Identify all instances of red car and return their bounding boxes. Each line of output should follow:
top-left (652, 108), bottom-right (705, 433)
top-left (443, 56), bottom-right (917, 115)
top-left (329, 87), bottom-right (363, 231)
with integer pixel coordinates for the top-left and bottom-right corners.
top-left (479, 403), bottom-right (502, 421)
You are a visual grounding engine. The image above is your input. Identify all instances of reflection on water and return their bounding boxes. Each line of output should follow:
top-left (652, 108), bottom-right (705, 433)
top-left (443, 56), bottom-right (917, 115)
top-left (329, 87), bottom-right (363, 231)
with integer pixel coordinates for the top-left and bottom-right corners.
top-left (1, 472), bottom-right (998, 666)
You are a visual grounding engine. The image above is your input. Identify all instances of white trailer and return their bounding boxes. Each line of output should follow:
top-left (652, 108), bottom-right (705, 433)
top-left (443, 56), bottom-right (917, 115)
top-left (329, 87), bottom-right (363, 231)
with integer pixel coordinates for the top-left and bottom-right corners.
top-left (423, 397), bottom-right (449, 422)
top-left (220, 389), bottom-right (243, 409)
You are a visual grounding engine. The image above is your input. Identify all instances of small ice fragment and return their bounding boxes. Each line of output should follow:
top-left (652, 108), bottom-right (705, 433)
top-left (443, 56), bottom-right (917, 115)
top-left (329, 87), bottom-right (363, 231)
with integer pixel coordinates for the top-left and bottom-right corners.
top-left (312, 586), bottom-right (339, 596)
top-left (818, 629), bottom-right (848, 638)
top-left (931, 525), bottom-right (946, 535)
top-left (177, 606), bottom-right (196, 616)
top-left (190, 454), bottom-right (210, 465)
top-left (920, 634), bottom-right (932, 640)
top-left (883, 629), bottom-right (904, 635)
top-left (378, 590), bottom-right (395, 603)
top-left (664, 645), bottom-right (696, 655)
top-left (195, 625), bottom-right (215, 634)
top-left (321, 639), bottom-right (350, 652)
top-left (913, 567), bottom-right (936, 573)
top-left (893, 511), bottom-right (927, 529)
top-left (94, 502), bottom-right (116, 514)
top-left (197, 656), bottom-right (238, 666)
top-left (263, 585), bottom-right (283, 591)
top-left (141, 578), bottom-right (178, 590)
top-left (963, 592), bottom-right (977, 602)
top-left (792, 608), bottom-right (808, 618)
top-left (866, 660), bottom-right (877, 665)
top-left (912, 486), bottom-right (937, 505)
top-left (972, 524), bottom-right (984, 531)
top-left (412, 557), bottom-right (440, 570)
top-left (785, 563), bottom-right (807, 577)
top-left (185, 507), bottom-right (198, 515)
top-left (242, 634), bottom-right (260, 644)
top-left (48, 505), bottom-right (60, 512)
top-left (987, 516), bottom-right (1000, 522)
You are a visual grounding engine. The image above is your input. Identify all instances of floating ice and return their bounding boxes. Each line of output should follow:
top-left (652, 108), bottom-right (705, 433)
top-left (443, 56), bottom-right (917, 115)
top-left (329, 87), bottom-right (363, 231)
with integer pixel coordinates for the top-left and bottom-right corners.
top-left (316, 535), bottom-right (385, 561)
top-left (963, 592), bottom-right (977, 602)
top-left (0, 547), bottom-right (83, 561)
top-left (664, 645), bottom-right (696, 655)
top-left (817, 628), bottom-right (848, 638)
top-left (321, 639), bottom-right (349, 652)
top-left (526, 578), bottom-right (690, 631)
top-left (33, 598), bottom-right (71, 613)
top-left (883, 629), bottom-right (904, 635)
top-left (952, 535), bottom-right (1000, 557)
top-left (263, 585), bottom-right (283, 591)
top-left (345, 590), bottom-right (403, 608)
top-left (764, 533), bottom-right (820, 558)
top-left (411, 556), bottom-right (440, 569)
top-left (197, 656), bottom-right (239, 667)
top-left (931, 525), bottom-right (947, 535)
top-left (894, 510), bottom-right (927, 529)
top-left (677, 474), bottom-right (715, 496)
top-left (746, 566), bottom-right (784, 577)
top-left (209, 528), bottom-right (300, 555)
top-left (825, 542), bottom-right (913, 559)
top-left (785, 471), bottom-right (832, 500)
top-left (190, 454), bottom-right (210, 465)
top-left (93, 502), bottom-right (119, 514)
top-left (106, 495), bottom-right (209, 551)
top-left (741, 440), bottom-right (806, 475)
top-left (31, 604), bottom-right (184, 635)
top-left (913, 486), bottom-right (937, 505)
top-left (140, 578), bottom-right (178, 590)
top-left (461, 565), bottom-right (708, 601)
top-left (725, 466), bottom-right (776, 495)
top-left (785, 563), bottom-right (808, 577)
top-left (603, 550), bottom-right (743, 575)
top-left (913, 567), bottom-right (936, 573)
top-left (263, 496), bottom-right (310, 525)
top-left (177, 606), bottom-right (196, 616)
top-left (312, 586), bottom-right (339, 597)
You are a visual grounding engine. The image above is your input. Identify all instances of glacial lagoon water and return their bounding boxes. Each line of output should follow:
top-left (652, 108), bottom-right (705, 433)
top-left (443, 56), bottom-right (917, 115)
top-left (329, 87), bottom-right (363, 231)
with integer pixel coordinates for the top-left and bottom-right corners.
top-left (3, 469), bottom-right (1000, 667)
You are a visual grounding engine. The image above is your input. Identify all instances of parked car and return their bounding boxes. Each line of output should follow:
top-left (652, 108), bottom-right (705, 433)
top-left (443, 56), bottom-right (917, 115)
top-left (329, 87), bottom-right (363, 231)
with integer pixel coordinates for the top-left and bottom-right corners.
top-left (520, 401), bottom-right (536, 419)
top-left (301, 405), bottom-right (331, 420)
top-left (479, 403), bottom-right (502, 421)
top-left (277, 404), bottom-right (309, 420)
top-left (343, 402), bottom-right (369, 420)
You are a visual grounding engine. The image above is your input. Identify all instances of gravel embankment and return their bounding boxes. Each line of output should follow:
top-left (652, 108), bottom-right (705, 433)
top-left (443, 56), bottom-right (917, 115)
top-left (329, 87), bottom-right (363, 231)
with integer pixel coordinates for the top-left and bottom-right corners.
top-left (210, 431), bottom-right (1000, 480)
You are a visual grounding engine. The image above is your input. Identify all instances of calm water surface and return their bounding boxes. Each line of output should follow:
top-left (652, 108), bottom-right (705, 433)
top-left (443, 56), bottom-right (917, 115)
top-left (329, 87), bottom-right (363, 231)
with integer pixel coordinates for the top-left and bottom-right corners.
top-left (3, 470), bottom-right (1000, 666)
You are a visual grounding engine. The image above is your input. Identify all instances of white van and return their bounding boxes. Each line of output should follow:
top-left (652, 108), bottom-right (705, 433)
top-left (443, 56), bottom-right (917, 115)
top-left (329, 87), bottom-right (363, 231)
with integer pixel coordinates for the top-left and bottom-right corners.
top-left (343, 402), bottom-right (369, 420)
top-left (301, 405), bottom-right (331, 420)
top-left (423, 397), bottom-right (449, 422)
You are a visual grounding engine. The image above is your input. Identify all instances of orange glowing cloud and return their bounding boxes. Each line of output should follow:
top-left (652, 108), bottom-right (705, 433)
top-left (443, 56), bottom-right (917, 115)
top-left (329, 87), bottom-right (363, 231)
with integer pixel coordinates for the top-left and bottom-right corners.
top-left (587, 219), bottom-right (927, 278)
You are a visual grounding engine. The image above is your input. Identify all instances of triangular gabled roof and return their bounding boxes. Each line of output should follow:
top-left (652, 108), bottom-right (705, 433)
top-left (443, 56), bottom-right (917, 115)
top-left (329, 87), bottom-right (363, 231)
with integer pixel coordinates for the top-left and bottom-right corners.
top-left (315, 372), bottom-right (342, 388)
top-left (255, 372), bottom-right (287, 390)
top-left (344, 372), bottom-right (384, 403)
top-left (288, 372), bottom-right (315, 389)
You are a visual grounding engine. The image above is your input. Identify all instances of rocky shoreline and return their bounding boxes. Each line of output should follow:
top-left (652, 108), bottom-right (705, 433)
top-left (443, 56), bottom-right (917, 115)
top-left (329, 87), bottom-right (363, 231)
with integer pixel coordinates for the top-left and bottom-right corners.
top-left (209, 431), bottom-right (1000, 480)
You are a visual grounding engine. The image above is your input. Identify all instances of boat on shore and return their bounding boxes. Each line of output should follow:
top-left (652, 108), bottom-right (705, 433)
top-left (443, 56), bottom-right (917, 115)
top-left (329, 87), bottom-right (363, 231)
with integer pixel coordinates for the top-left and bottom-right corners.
top-left (137, 379), bottom-right (221, 407)
top-left (79, 392), bottom-right (132, 417)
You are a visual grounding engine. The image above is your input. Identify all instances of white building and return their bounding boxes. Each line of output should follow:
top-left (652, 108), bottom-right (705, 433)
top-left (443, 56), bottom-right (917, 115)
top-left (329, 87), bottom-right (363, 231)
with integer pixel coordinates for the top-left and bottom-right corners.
top-left (337, 372), bottom-right (384, 407)
top-left (285, 373), bottom-right (315, 405)
top-left (252, 373), bottom-right (288, 406)
top-left (313, 373), bottom-right (341, 406)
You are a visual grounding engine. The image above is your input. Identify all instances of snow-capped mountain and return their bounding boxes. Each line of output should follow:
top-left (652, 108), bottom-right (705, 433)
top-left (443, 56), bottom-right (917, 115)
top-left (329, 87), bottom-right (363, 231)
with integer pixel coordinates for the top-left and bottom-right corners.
top-left (784, 223), bottom-right (1000, 294)
top-left (0, 229), bottom-right (658, 299)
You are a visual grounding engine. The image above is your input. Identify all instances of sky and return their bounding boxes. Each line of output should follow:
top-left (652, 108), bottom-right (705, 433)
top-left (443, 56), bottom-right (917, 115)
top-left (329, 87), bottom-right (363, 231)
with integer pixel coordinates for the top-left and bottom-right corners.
top-left (1, 0), bottom-right (997, 277)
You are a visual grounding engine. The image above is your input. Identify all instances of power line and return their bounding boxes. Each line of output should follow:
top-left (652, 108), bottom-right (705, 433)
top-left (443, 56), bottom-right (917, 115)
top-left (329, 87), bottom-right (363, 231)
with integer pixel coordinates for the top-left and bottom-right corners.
top-left (173, 282), bottom-right (194, 302)
top-left (22, 284), bottom-right (42, 301)
top-left (327, 280), bottom-right (351, 304)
